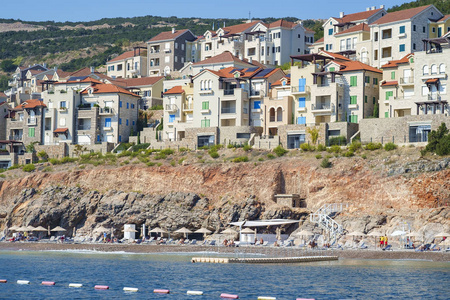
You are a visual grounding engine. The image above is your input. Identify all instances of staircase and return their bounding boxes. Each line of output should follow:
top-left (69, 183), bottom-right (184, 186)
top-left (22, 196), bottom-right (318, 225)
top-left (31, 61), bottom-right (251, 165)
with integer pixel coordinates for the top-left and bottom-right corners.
top-left (309, 203), bottom-right (348, 242)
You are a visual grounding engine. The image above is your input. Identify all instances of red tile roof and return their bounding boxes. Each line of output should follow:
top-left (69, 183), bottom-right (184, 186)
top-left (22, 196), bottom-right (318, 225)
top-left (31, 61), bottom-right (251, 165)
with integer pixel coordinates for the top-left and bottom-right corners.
top-left (222, 21), bottom-right (261, 35)
top-left (313, 37), bottom-right (324, 44)
top-left (148, 29), bottom-right (190, 42)
top-left (14, 99), bottom-right (46, 111)
top-left (0, 92), bottom-right (6, 98)
top-left (372, 5), bottom-right (432, 25)
top-left (55, 69), bottom-right (72, 78)
top-left (334, 60), bottom-right (382, 74)
top-left (437, 14), bottom-right (450, 22)
top-left (381, 81), bottom-right (398, 86)
top-left (113, 76), bottom-right (164, 88)
top-left (304, 27), bottom-right (315, 33)
top-left (164, 86), bottom-right (184, 95)
top-left (108, 50), bottom-right (145, 63)
top-left (272, 76), bottom-right (290, 87)
top-left (80, 83), bottom-right (140, 97)
top-left (381, 54), bottom-right (413, 68)
top-left (269, 19), bottom-right (297, 29)
top-left (335, 23), bottom-right (370, 36)
top-left (53, 128), bottom-right (68, 133)
top-left (55, 77), bottom-right (103, 85)
top-left (193, 51), bottom-right (253, 66)
top-left (334, 8), bottom-right (384, 24)
top-left (425, 78), bottom-right (439, 84)
top-left (320, 50), bottom-right (352, 61)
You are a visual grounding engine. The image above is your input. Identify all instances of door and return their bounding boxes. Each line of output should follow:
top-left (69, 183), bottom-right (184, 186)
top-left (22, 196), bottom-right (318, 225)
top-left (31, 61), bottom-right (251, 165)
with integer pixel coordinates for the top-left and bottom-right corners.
top-left (403, 69), bottom-right (412, 83)
top-left (106, 135), bottom-right (113, 143)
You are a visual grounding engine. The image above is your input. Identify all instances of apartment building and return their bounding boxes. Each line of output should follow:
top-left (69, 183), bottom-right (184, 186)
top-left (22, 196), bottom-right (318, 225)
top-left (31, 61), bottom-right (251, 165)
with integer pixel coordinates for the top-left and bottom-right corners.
top-left (379, 53), bottom-right (415, 118)
top-left (192, 51), bottom-right (257, 76)
top-left (106, 47), bottom-right (147, 79)
top-left (290, 50), bottom-right (382, 125)
top-left (113, 76), bottom-right (164, 109)
top-left (6, 99), bottom-right (46, 145)
top-left (369, 5), bottom-right (444, 68)
top-left (147, 28), bottom-right (197, 76)
top-left (310, 6), bottom-right (386, 60)
top-left (429, 14), bottom-right (450, 38)
top-left (194, 19), bottom-right (314, 66)
top-left (5, 64), bottom-right (48, 106)
top-left (162, 84), bottom-right (193, 142)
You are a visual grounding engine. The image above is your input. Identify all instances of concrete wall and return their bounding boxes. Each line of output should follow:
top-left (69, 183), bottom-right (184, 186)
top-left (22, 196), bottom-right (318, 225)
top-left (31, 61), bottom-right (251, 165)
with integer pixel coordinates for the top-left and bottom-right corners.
top-left (35, 143), bottom-right (67, 159)
top-left (327, 122), bottom-right (359, 143)
top-left (277, 123), bottom-right (327, 148)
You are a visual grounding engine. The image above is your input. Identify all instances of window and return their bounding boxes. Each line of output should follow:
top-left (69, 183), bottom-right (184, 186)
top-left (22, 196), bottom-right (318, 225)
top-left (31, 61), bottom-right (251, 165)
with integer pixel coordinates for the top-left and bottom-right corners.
top-left (97, 135), bottom-right (101, 142)
top-left (119, 118), bottom-right (122, 125)
top-left (169, 115), bottom-right (175, 123)
top-left (409, 125), bottom-right (431, 142)
top-left (439, 84), bottom-right (446, 94)
top-left (126, 102), bottom-right (129, 109)
top-left (391, 71), bottom-right (395, 80)
top-left (385, 91), bottom-right (393, 100)
top-left (175, 56), bottom-right (178, 62)
top-left (119, 101), bottom-right (122, 108)
top-left (350, 76), bottom-right (357, 87)
top-left (413, 43), bottom-right (416, 50)
top-left (365, 95), bottom-right (368, 103)
top-left (119, 135), bottom-right (122, 142)
top-left (329, 67), bottom-right (335, 72)
top-left (365, 76), bottom-right (370, 83)
top-left (165, 56), bottom-right (170, 63)
top-left (117, 64), bottom-right (122, 71)
top-left (202, 101), bottom-right (209, 110)
top-left (175, 42), bottom-right (178, 49)
top-left (373, 78), bottom-right (378, 85)
top-left (374, 32), bottom-right (378, 41)
top-left (297, 117), bottom-right (306, 125)
top-left (253, 101), bottom-right (261, 109)
top-left (352, 37), bottom-right (357, 49)
top-left (382, 29), bottom-right (392, 39)
top-left (350, 96), bottom-right (357, 104)
top-left (298, 34), bottom-right (301, 38)
top-left (287, 134), bottom-right (305, 149)
top-left (423, 65), bottom-right (429, 75)
top-left (374, 49), bottom-right (378, 61)
top-left (373, 97), bottom-right (376, 104)
top-left (60, 101), bottom-right (67, 109)
top-left (399, 26), bottom-right (405, 34)
top-left (28, 128), bottom-right (35, 138)
top-left (201, 119), bottom-right (210, 128)
top-left (298, 78), bottom-right (306, 92)
top-left (431, 64), bottom-right (437, 75)
top-left (413, 25), bottom-right (416, 31)
top-left (181, 44), bottom-right (184, 50)
top-left (439, 64), bottom-right (446, 74)
top-left (111, 65), bottom-right (114, 71)
top-left (432, 27), bottom-right (436, 33)
top-left (340, 39), bottom-right (345, 51)
top-left (328, 28), bottom-right (333, 35)
top-left (422, 86), bottom-right (428, 96)
top-left (399, 44), bottom-right (405, 52)
top-left (349, 115), bottom-right (358, 123)
top-left (126, 119), bottom-right (129, 126)
top-left (385, 112), bottom-right (389, 118)
top-left (131, 104), bottom-right (135, 109)
top-left (423, 26), bottom-right (426, 33)
top-left (132, 121), bottom-right (135, 126)
top-left (299, 97), bottom-right (306, 108)
top-left (105, 118), bottom-right (111, 127)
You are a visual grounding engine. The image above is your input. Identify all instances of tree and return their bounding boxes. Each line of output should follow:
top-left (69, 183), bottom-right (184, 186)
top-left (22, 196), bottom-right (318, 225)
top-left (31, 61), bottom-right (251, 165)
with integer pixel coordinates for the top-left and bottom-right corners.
top-left (73, 144), bottom-right (87, 156)
top-left (373, 103), bottom-right (379, 118)
top-left (0, 59), bottom-right (17, 73)
top-left (423, 122), bottom-right (450, 156)
top-left (307, 127), bottom-right (319, 145)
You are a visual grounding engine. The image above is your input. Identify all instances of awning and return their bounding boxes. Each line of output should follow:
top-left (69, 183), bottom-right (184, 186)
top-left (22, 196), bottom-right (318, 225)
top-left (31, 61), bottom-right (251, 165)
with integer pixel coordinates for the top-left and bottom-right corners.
top-left (381, 81), bottom-right (398, 86)
top-left (53, 128), bottom-right (68, 134)
top-left (229, 219), bottom-right (299, 227)
top-left (425, 78), bottom-right (439, 84)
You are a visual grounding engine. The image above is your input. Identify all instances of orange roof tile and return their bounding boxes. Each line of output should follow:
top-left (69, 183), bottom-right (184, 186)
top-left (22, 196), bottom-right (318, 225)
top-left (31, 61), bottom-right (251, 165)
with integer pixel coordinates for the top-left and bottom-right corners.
top-left (80, 83), bottom-right (140, 97)
top-left (0, 92), bottom-right (7, 98)
top-left (381, 81), bottom-right (398, 86)
top-left (425, 78), bottom-right (439, 84)
top-left (222, 21), bottom-right (261, 35)
top-left (304, 27), bottom-right (315, 33)
top-left (148, 29), bottom-right (191, 42)
top-left (334, 8), bottom-right (384, 24)
top-left (269, 19), bottom-right (297, 29)
top-left (193, 51), bottom-right (253, 66)
top-left (113, 76), bottom-right (164, 88)
top-left (108, 50), bottom-right (145, 63)
top-left (272, 76), bottom-right (290, 87)
top-left (14, 99), bottom-right (46, 111)
top-left (437, 14), bottom-right (450, 22)
top-left (333, 60), bottom-right (382, 74)
top-left (381, 53), bottom-right (413, 68)
top-left (372, 5), bottom-right (432, 25)
top-left (53, 128), bottom-right (68, 133)
top-left (335, 23), bottom-right (370, 36)
top-left (55, 77), bottom-right (103, 85)
top-left (164, 86), bottom-right (184, 95)
top-left (320, 50), bottom-right (352, 61)
top-left (313, 37), bottom-right (324, 44)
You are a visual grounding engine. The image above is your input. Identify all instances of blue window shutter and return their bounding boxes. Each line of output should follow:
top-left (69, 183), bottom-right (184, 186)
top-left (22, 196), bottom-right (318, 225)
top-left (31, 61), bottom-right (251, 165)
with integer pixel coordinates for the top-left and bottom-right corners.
top-left (299, 97), bottom-right (306, 108)
top-left (119, 135), bottom-right (122, 142)
top-left (297, 117), bottom-right (306, 124)
top-left (119, 118), bottom-right (122, 125)
top-left (97, 135), bottom-right (100, 142)
top-left (126, 119), bottom-right (129, 126)
top-left (126, 103), bottom-right (129, 109)
top-left (254, 101), bottom-right (261, 109)
top-left (105, 118), bottom-right (111, 127)
top-left (299, 78), bottom-right (306, 92)
top-left (119, 101), bottom-right (122, 108)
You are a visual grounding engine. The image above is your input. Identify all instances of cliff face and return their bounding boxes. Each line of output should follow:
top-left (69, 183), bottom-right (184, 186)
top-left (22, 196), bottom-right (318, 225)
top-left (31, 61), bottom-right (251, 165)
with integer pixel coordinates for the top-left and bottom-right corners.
top-left (0, 155), bottom-right (449, 237)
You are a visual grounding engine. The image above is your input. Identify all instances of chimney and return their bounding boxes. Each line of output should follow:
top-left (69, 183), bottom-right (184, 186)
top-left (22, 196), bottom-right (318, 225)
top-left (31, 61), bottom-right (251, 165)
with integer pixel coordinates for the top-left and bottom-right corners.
top-left (249, 57), bottom-right (253, 64)
top-left (172, 27), bottom-right (175, 34)
top-left (90, 66), bottom-right (95, 73)
top-left (380, 4), bottom-right (385, 9)
top-left (366, 7), bottom-right (370, 11)
top-left (371, 6), bottom-right (376, 10)
top-left (239, 54), bottom-right (243, 60)
top-left (339, 12), bottom-right (344, 18)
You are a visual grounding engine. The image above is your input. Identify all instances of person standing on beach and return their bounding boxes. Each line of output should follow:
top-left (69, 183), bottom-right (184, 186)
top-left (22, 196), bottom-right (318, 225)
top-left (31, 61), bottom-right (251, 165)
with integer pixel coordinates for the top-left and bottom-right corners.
top-left (380, 236), bottom-right (384, 249)
top-left (385, 236), bottom-right (388, 247)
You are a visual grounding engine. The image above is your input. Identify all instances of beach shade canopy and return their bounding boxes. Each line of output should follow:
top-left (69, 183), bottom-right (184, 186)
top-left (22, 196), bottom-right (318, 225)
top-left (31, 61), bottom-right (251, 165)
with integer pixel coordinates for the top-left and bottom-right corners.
top-left (195, 228), bottom-right (212, 235)
top-left (51, 226), bottom-right (67, 232)
top-left (221, 228), bottom-right (238, 235)
top-left (25, 225), bottom-right (36, 231)
top-left (175, 227), bottom-right (193, 238)
top-left (94, 226), bottom-right (110, 233)
top-left (390, 230), bottom-right (406, 236)
top-left (32, 226), bottom-right (48, 232)
top-left (367, 231), bottom-right (383, 237)
top-left (347, 231), bottom-right (366, 237)
top-left (122, 227), bottom-right (138, 233)
top-left (8, 225), bottom-right (19, 231)
top-left (439, 239), bottom-right (450, 246)
top-left (149, 227), bottom-right (168, 234)
top-left (16, 226), bottom-right (28, 231)
top-left (434, 232), bottom-right (449, 238)
top-left (241, 228), bottom-right (256, 234)
top-left (295, 230), bottom-right (315, 236)
top-left (406, 231), bottom-right (423, 238)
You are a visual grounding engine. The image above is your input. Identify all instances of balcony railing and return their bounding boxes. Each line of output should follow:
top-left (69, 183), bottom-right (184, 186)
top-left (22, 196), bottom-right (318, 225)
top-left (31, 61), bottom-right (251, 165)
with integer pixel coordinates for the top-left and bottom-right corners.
top-left (165, 104), bottom-right (178, 112)
top-left (224, 89), bottom-right (235, 95)
top-left (250, 90), bottom-right (261, 96)
top-left (10, 135), bottom-right (23, 141)
top-left (311, 103), bottom-right (331, 110)
top-left (221, 107), bottom-right (236, 114)
top-left (77, 125), bottom-right (91, 130)
top-left (99, 107), bottom-right (114, 115)
top-left (400, 77), bottom-right (414, 84)
top-left (183, 103), bottom-right (194, 110)
top-left (150, 49), bottom-right (160, 54)
top-left (292, 86), bottom-right (310, 93)
top-left (428, 93), bottom-right (441, 101)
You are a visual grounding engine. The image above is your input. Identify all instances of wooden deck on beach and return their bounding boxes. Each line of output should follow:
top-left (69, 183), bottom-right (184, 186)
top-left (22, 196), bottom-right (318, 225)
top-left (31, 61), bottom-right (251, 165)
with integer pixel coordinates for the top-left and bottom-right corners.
top-left (191, 256), bottom-right (338, 264)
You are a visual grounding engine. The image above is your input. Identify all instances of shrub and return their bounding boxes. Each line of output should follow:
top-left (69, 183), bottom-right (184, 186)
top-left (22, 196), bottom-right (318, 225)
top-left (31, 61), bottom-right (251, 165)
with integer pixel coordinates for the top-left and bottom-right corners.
top-left (179, 147), bottom-right (189, 153)
top-left (147, 162), bottom-right (155, 167)
top-left (209, 150), bottom-right (219, 159)
top-left (170, 160), bottom-right (176, 166)
top-left (361, 154), bottom-right (367, 159)
top-left (343, 151), bottom-right (354, 157)
top-left (227, 144), bottom-right (235, 149)
top-left (365, 142), bottom-right (382, 151)
top-left (49, 158), bottom-right (61, 165)
top-left (273, 145), bottom-right (288, 157)
top-left (328, 136), bottom-right (346, 146)
top-left (160, 148), bottom-right (174, 155)
top-left (300, 143), bottom-right (314, 152)
top-left (258, 157), bottom-right (264, 161)
top-left (348, 141), bottom-right (362, 152)
top-left (384, 142), bottom-right (397, 151)
top-left (320, 158), bottom-right (332, 168)
top-left (123, 160), bottom-right (130, 164)
top-left (22, 164), bottom-right (35, 172)
top-left (315, 154), bottom-right (322, 159)
top-left (154, 153), bottom-right (167, 160)
top-left (61, 157), bottom-right (78, 164)
top-left (232, 156), bottom-right (249, 163)
top-left (131, 143), bottom-right (150, 152)
top-left (117, 151), bottom-right (132, 158)
top-left (422, 123), bottom-right (450, 156)
top-left (267, 153), bottom-right (275, 159)
top-left (243, 144), bottom-right (252, 151)
top-left (327, 145), bottom-right (341, 153)
top-left (178, 158), bottom-right (185, 164)
top-left (37, 150), bottom-right (48, 161)
top-left (317, 144), bottom-right (326, 152)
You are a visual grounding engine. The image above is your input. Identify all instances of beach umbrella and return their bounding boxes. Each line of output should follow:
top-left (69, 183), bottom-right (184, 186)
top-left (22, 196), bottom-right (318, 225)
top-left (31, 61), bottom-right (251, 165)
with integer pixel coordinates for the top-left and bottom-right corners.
top-left (347, 231), bottom-right (365, 248)
top-left (221, 228), bottom-right (238, 235)
top-left (16, 226), bottom-right (28, 231)
top-left (390, 230), bottom-right (406, 236)
top-left (32, 226), bottom-right (48, 232)
top-left (175, 227), bottom-right (193, 239)
top-left (240, 228), bottom-right (255, 234)
top-left (122, 227), bottom-right (138, 232)
top-left (9, 225), bottom-right (19, 231)
top-left (434, 232), bottom-right (449, 238)
top-left (195, 228), bottom-right (212, 239)
top-left (149, 227), bottom-right (168, 237)
top-left (51, 226), bottom-right (67, 232)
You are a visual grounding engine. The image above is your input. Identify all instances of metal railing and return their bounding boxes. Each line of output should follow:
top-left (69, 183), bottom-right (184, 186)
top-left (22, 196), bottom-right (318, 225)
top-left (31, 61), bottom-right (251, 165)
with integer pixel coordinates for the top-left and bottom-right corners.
top-left (309, 203), bottom-right (348, 242)
top-left (292, 86), bottom-right (310, 93)
top-left (77, 126), bottom-right (91, 130)
top-left (221, 107), bottom-right (236, 114)
top-left (165, 104), bottom-right (178, 111)
top-left (224, 89), bottom-right (235, 95)
top-left (400, 77), bottom-right (414, 84)
top-left (311, 103), bottom-right (331, 110)
top-left (99, 107), bottom-right (114, 114)
top-left (183, 103), bottom-right (194, 110)
top-left (428, 93), bottom-right (441, 101)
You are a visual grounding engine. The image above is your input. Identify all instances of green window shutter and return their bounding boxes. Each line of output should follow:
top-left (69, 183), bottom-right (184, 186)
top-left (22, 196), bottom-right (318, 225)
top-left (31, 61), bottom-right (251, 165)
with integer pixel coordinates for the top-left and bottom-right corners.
top-left (365, 76), bottom-right (370, 83)
top-left (350, 76), bottom-right (357, 87)
top-left (202, 101), bottom-right (209, 110)
top-left (391, 71), bottom-right (395, 80)
top-left (206, 119), bottom-right (210, 127)
top-left (350, 96), bottom-right (357, 104)
top-left (28, 128), bottom-right (35, 138)
top-left (365, 96), bottom-right (367, 103)
top-left (373, 78), bottom-right (378, 85)
top-left (329, 67), bottom-right (335, 72)
top-left (373, 97), bottom-right (376, 104)
top-left (385, 112), bottom-right (389, 118)
top-left (385, 91), bottom-right (390, 100)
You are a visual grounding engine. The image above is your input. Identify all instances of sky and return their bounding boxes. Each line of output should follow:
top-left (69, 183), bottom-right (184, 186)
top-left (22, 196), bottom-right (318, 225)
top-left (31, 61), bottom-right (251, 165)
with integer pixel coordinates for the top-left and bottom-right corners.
top-left (1, 0), bottom-right (412, 22)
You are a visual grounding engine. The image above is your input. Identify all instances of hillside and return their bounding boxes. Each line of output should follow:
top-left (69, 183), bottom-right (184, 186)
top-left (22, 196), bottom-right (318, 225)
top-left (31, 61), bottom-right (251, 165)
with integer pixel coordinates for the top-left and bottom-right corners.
top-left (388, 0), bottom-right (450, 14)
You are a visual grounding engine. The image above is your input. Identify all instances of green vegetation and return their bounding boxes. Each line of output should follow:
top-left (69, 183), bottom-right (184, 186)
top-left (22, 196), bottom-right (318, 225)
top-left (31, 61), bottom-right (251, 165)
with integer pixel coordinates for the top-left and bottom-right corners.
top-left (273, 145), bottom-right (288, 157)
top-left (315, 154), bottom-right (322, 159)
top-left (328, 136), bottom-right (346, 146)
top-left (327, 145), bottom-right (341, 153)
top-left (22, 164), bottom-right (36, 172)
top-left (306, 127), bottom-right (319, 145)
top-left (365, 142), bottom-right (382, 151)
top-left (300, 143), bottom-right (315, 152)
top-left (232, 156), bottom-right (249, 163)
top-left (317, 144), bottom-right (327, 151)
top-left (267, 153), bottom-right (275, 159)
top-left (149, 105), bottom-right (164, 110)
top-left (388, 0), bottom-right (450, 14)
top-left (243, 144), bottom-right (252, 151)
top-left (320, 158), bottom-right (332, 168)
top-left (37, 150), bottom-right (49, 161)
top-left (348, 141), bottom-right (362, 152)
top-left (384, 142), bottom-right (397, 151)
top-left (422, 123), bottom-right (450, 156)
top-left (343, 151), bottom-right (354, 157)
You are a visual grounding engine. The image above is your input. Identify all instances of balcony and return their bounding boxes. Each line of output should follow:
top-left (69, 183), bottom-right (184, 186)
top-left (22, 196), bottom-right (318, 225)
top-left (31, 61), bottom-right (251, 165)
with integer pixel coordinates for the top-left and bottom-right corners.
top-left (297, 106), bottom-right (307, 112)
top-left (163, 48), bottom-right (171, 53)
top-left (250, 90), bottom-right (263, 98)
top-left (183, 103), bottom-right (194, 111)
top-left (348, 103), bottom-right (359, 109)
top-left (400, 77), bottom-right (414, 85)
top-left (428, 93), bottom-right (441, 101)
top-left (27, 118), bottom-right (37, 125)
top-left (99, 107), bottom-right (114, 115)
top-left (77, 125), bottom-right (91, 131)
top-left (165, 104), bottom-right (178, 112)
top-left (221, 107), bottom-right (236, 114)
top-left (199, 88), bottom-right (213, 94)
top-left (224, 89), bottom-right (235, 96)
top-left (291, 86), bottom-right (310, 95)
top-left (59, 106), bottom-right (68, 112)
top-left (150, 49), bottom-right (160, 54)
top-left (311, 103), bottom-right (333, 114)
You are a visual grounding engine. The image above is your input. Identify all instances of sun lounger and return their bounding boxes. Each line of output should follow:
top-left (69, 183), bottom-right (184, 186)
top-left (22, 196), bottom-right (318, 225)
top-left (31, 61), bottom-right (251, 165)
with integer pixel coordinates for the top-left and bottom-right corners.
top-left (209, 240), bottom-right (216, 246)
top-left (191, 239), bottom-right (197, 245)
top-left (255, 241), bottom-right (261, 246)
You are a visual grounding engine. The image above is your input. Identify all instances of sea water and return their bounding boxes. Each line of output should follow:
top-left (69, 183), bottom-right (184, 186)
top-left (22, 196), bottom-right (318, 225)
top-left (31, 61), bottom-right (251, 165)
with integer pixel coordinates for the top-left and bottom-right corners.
top-left (0, 250), bottom-right (449, 299)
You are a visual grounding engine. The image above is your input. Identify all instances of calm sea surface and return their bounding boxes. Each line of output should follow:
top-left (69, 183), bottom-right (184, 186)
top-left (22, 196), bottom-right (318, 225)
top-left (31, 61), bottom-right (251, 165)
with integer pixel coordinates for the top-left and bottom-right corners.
top-left (0, 250), bottom-right (449, 299)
